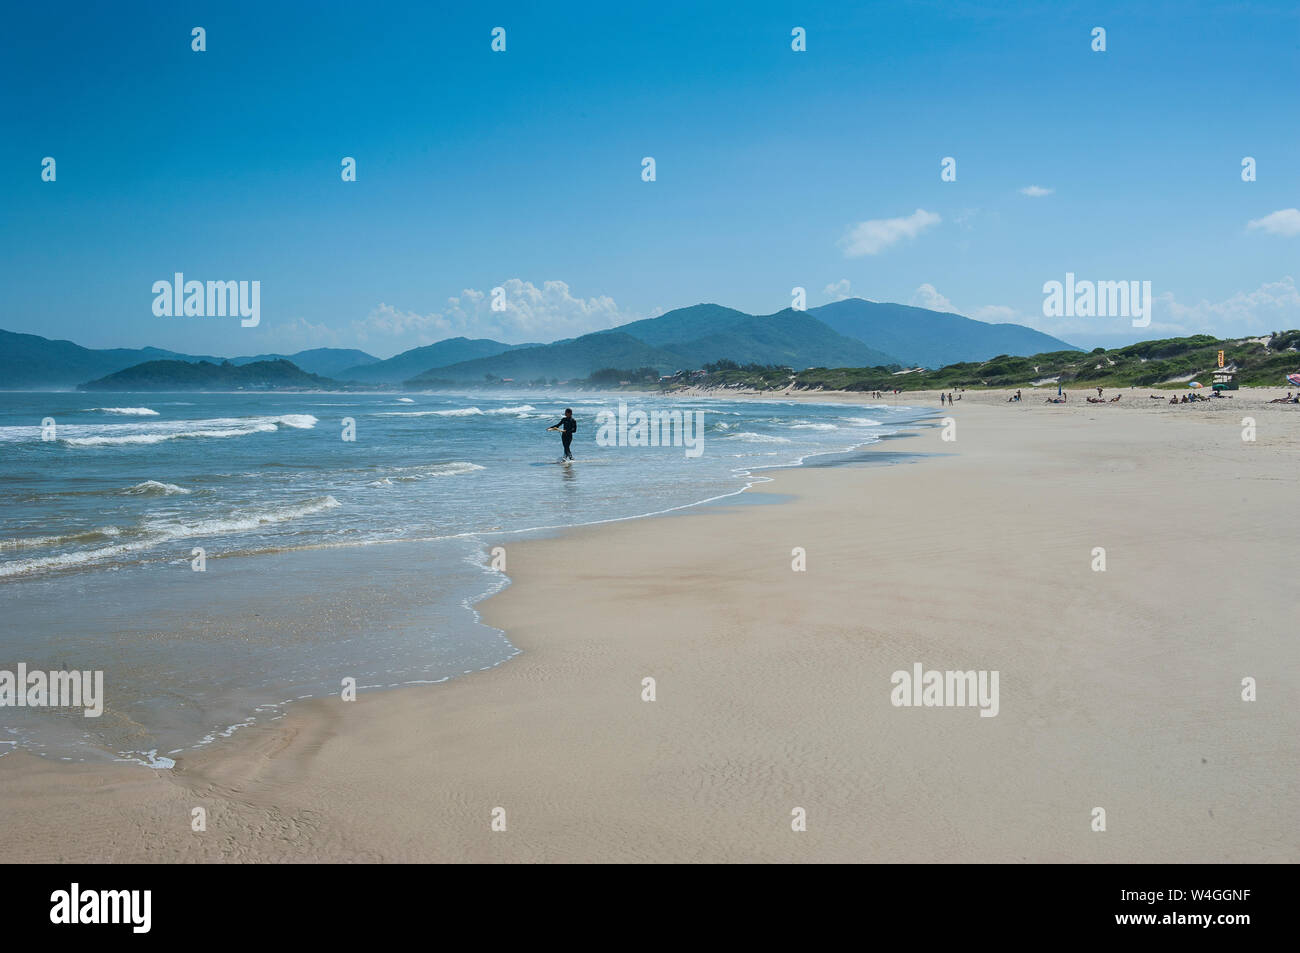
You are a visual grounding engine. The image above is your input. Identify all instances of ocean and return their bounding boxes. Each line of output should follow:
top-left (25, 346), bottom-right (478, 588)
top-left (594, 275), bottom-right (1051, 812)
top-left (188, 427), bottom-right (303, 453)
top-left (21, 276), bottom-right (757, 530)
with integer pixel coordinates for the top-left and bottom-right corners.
top-left (0, 390), bottom-right (929, 764)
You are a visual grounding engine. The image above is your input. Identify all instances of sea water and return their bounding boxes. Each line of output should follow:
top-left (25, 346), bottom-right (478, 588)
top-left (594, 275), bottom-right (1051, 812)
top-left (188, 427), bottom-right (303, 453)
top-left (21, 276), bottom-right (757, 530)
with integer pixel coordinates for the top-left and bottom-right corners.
top-left (0, 391), bottom-right (928, 763)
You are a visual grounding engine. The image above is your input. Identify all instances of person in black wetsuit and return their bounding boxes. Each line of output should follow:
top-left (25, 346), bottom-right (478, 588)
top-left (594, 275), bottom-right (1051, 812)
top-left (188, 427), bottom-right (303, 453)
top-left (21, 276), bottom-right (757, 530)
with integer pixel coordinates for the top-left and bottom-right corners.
top-left (547, 408), bottom-right (577, 460)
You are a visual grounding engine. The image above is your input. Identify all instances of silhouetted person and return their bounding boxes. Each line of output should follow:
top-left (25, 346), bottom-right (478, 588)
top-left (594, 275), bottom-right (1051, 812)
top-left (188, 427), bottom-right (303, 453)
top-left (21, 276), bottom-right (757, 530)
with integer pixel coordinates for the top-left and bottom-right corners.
top-left (547, 408), bottom-right (577, 460)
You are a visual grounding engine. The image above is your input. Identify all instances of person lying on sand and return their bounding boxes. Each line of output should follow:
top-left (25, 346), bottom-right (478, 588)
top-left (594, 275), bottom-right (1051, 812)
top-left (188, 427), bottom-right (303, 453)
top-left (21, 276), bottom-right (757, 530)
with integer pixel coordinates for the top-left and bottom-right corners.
top-left (1110, 395), bottom-right (1121, 402)
top-left (1087, 397), bottom-right (1105, 403)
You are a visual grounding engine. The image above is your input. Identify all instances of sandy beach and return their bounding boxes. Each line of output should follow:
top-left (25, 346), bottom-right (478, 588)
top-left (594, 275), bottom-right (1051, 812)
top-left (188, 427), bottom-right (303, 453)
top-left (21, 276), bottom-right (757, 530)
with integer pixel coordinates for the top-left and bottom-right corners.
top-left (2, 389), bottom-right (1297, 863)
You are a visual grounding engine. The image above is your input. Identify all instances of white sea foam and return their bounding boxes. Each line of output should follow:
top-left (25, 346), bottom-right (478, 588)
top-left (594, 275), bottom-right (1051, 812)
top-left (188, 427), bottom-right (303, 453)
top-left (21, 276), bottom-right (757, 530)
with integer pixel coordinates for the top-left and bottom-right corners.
top-left (63, 424), bottom-right (278, 446)
top-left (790, 422), bottom-right (838, 431)
top-left (843, 417), bottom-right (883, 426)
top-left (395, 398), bottom-right (415, 403)
top-left (58, 414), bottom-right (317, 447)
top-left (0, 495), bottom-right (341, 577)
top-left (723, 431), bottom-right (792, 443)
top-left (373, 407), bottom-right (485, 417)
top-left (121, 480), bottom-right (191, 496)
top-left (90, 407), bottom-right (159, 416)
top-left (375, 406), bottom-right (528, 418)
top-left (0, 526), bottom-right (122, 552)
top-left (140, 496), bottom-right (340, 539)
top-left (386, 461), bottom-right (485, 482)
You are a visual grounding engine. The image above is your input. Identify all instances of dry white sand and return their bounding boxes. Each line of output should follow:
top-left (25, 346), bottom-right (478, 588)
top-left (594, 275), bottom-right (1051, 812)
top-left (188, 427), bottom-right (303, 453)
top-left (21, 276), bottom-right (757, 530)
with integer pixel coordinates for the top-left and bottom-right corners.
top-left (2, 390), bottom-right (1296, 862)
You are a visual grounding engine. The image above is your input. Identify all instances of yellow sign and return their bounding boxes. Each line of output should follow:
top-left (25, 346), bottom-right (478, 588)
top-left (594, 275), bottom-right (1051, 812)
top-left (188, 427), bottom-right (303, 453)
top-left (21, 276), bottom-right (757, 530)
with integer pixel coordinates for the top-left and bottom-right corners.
top-left (1218, 350), bottom-right (1225, 368)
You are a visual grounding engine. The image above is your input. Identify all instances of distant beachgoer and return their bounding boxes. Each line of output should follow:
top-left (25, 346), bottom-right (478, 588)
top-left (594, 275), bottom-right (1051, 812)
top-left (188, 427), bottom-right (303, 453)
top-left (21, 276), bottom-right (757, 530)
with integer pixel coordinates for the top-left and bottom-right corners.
top-left (547, 408), bottom-right (577, 460)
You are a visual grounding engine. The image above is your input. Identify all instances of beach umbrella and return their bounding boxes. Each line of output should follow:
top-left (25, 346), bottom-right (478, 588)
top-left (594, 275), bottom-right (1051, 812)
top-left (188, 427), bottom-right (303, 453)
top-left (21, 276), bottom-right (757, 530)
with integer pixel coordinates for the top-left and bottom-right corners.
top-left (1287, 374), bottom-right (1300, 387)
top-left (1188, 381), bottom-right (1202, 388)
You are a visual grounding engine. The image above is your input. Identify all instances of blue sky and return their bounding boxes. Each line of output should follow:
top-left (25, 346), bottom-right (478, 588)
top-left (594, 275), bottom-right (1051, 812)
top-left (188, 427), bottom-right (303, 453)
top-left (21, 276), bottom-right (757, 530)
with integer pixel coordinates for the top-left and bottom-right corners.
top-left (3, 0), bottom-right (1298, 358)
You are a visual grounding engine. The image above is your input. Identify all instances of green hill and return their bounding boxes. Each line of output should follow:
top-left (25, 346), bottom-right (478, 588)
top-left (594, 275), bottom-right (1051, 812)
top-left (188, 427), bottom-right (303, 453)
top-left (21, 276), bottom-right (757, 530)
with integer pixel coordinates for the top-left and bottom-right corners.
top-left (230, 348), bottom-right (379, 377)
top-left (607, 303), bottom-right (753, 347)
top-left (408, 332), bottom-right (685, 385)
top-left (810, 298), bottom-right (1077, 368)
top-left (0, 328), bottom-right (378, 389)
top-left (407, 308), bottom-right (899, 384)
top-left (673, 332), bottom-right (1300, 392)
top-left (0, 329), bottom-right (226, 389)
top-left (339, 337), bottom-right (529, 383)
top-left (77, 359), bottom-right (339, 391)
top-left (662, 310), bottom-right (896, 369)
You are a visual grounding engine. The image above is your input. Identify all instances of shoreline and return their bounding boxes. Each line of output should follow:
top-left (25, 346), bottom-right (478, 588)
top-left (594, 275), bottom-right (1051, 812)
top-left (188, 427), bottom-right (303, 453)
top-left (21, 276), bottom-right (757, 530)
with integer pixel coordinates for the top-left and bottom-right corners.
top-left (1, 390), bottom-right (1297, 862)
top-left (0, 394), bottom-right (930, 766)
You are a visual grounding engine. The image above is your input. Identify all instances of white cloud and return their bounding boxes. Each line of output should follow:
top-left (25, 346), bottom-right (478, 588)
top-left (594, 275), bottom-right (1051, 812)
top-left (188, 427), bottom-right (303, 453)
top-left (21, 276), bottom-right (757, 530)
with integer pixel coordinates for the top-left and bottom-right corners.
top-left (250, 316), bottom-right (344, 351)
top-left (971, 304), bottom-right (1018, 323)
top-left (992, 277), bottom-right (1300, 339)
top-left (823, 279), bottom-right (852, 301)
top-left (350, 279), bottom-right (635, 353)
top-left (1155, 276), bottom-right (1300, 334)
top-left (840, 209), bottom-right (941, 257)
top-left (255, 280), bottom-right (638, 357)
top-left (909, 283), bottom-right (954, 312)
top-left (1246, 208), bottom-right (1300, 237)
top-left (1019, 185), bottom-right (1053, 197)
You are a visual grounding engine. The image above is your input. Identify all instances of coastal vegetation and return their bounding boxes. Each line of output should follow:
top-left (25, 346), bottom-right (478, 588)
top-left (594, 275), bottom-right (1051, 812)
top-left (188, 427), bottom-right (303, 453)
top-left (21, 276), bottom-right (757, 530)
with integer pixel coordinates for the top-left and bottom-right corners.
top-left (584, 332), bottom-right (1300, 392)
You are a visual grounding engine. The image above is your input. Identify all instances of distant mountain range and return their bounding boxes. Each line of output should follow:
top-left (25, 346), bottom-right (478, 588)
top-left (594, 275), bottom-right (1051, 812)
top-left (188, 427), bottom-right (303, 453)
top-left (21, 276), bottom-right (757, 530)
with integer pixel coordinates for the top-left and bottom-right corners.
top-left (1, 299), bottom-right (1078, 390)
top-left (406, 301), bottom-right (1071, 385)
top-left (338, 337), bottom-right (535, 383)
top-left (810, 299), bottom-right (1073, 368)
top-left (228, 348), bottom-right (379, 378)
top-left (0, 329), bottom-right (376, 388)
top-left (410, 308), bottom-right (900, 385)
